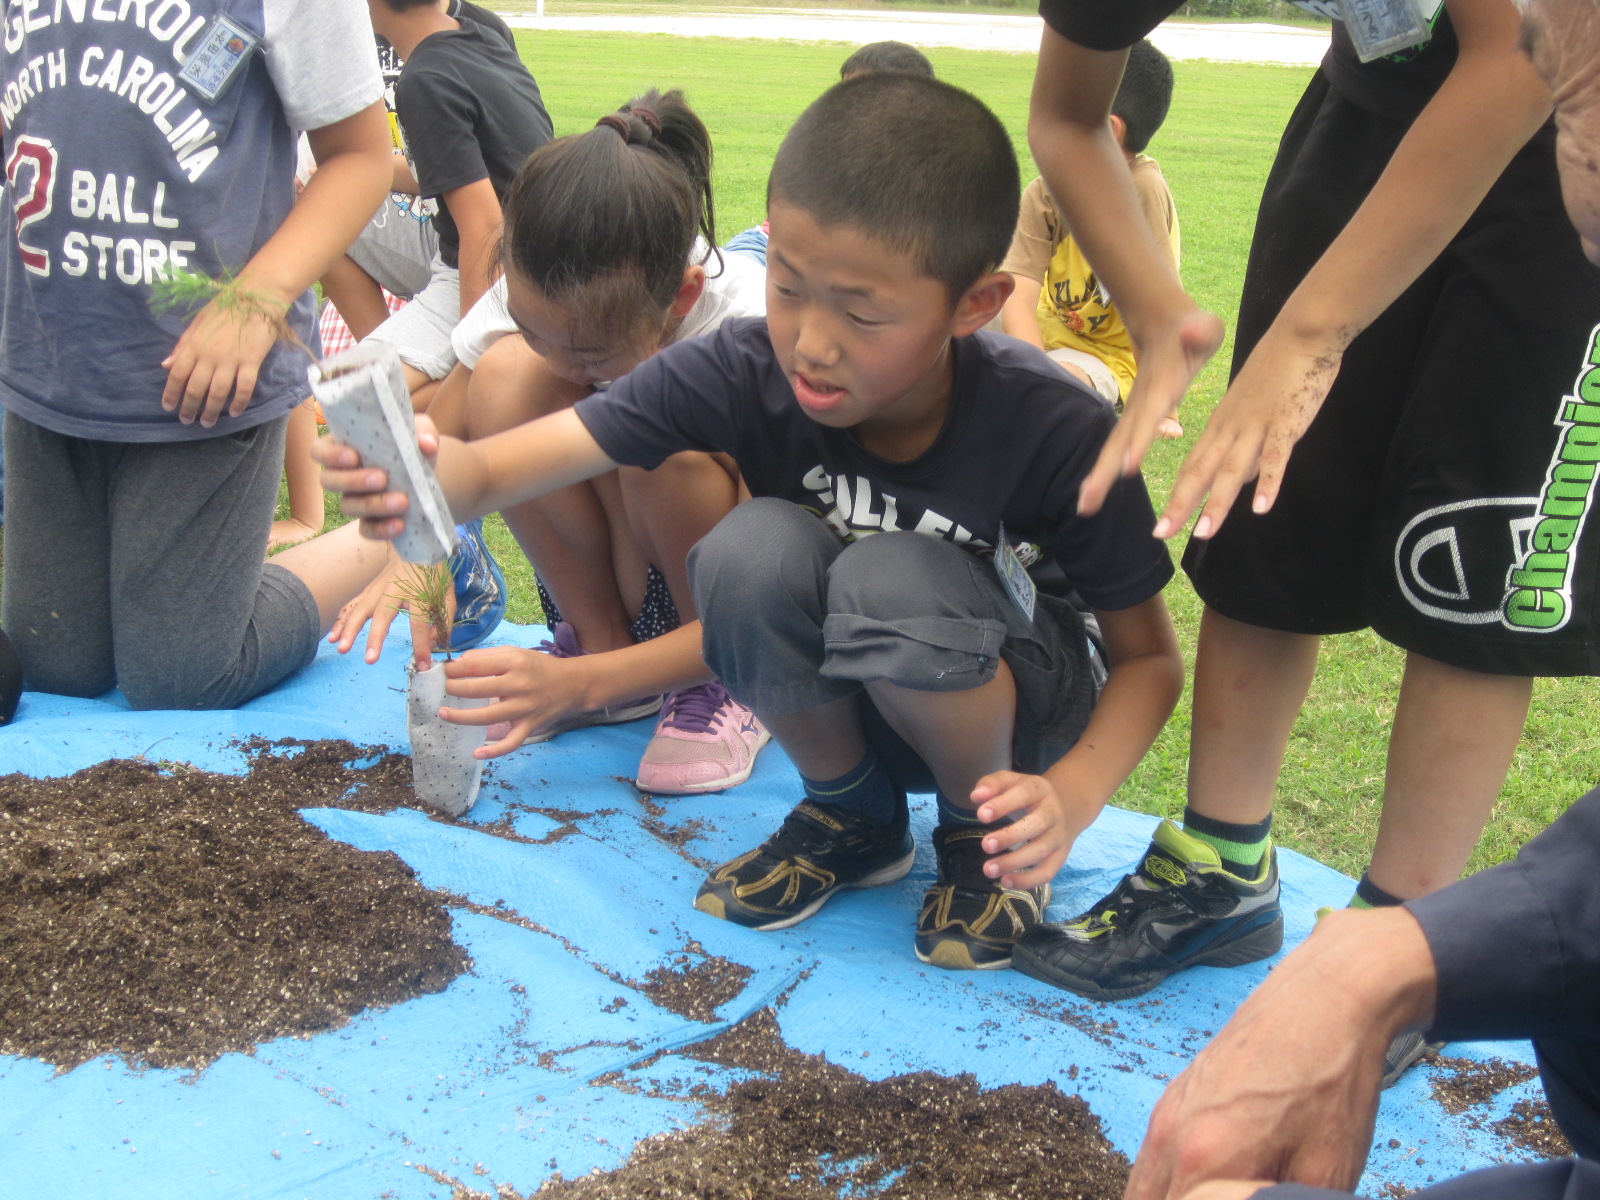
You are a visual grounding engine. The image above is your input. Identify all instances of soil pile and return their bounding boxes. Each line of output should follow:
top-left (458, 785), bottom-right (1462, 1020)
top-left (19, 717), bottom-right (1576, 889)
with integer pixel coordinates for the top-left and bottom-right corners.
top-left (0, 740), bottom-right (469, 1071)
top-left (528, 1007), bottom-right (1128, 1199)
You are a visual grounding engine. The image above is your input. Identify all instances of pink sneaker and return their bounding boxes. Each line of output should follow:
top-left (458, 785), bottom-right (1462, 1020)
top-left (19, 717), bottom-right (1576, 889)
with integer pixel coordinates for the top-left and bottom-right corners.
top-left (635, 681), bottom-right (771, 795)
top-left (485, 622), bottom-right (661, 745)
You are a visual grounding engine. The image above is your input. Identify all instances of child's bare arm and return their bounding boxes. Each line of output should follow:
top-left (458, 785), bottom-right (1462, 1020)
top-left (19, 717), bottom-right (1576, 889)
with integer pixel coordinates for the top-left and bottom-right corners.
top-left (439, 624), bottom-right (715, 758)
top-left (443, 177), bottom-right (503, 317)
top-left (1030, 28), bottom-right (1224, 514)
top-left (316, 407), bottom-right (621, 541)
top-left (161, 101), bottom-right (391, 426)
top-left (1159, 0), bottom-right (1551, 542)
top-left (1000, 274), bottom-right (1047, 348)
top-left (973, 592), bottom-right (1183, 888)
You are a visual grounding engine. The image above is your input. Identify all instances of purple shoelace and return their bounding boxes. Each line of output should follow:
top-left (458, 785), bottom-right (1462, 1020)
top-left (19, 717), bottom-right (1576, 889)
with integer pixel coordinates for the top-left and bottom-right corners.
top-left (658, 681), bottom-right (731, 734)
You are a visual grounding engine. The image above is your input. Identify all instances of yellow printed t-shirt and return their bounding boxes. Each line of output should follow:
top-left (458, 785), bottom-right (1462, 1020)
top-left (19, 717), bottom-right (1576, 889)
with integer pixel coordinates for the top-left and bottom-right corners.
top-left (1000, 156), bottom-right (1180, 401)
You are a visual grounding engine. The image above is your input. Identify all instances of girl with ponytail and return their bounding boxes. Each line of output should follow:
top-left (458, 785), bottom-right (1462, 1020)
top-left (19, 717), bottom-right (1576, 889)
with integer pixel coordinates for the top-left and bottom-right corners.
top-left (337, 89), bottom-right (771, 795)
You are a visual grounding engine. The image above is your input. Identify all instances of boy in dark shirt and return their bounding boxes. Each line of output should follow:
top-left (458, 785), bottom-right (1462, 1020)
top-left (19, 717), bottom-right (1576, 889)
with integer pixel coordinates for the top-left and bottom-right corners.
top-left (362, 0), bottom-right (553, 397)
top-left (322, 74), bottom-right (1184, 971)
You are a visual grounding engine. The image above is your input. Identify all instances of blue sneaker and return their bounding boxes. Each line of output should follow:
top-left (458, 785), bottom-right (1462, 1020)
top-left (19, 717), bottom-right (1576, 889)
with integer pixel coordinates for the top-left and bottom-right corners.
top-left (449, 519), bottom-right (506, 652)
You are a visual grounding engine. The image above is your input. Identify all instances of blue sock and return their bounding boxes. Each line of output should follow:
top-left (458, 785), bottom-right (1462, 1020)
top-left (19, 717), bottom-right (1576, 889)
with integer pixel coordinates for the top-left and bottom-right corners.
top-left (935, 790), bottom-right (986, 828)
top-left (801, 752), bottom-right (900, 825)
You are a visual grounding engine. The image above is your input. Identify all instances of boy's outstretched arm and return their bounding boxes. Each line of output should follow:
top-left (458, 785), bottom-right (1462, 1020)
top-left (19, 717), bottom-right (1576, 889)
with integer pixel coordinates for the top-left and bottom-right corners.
top-left (162, 101), bottom-right (391, 426)
top-left (1158, 0), bottom-right (1551, 542)
top-left (974, 593), bottom-right (1183, 889)
top-left (317, 407), bottom-right (621, 543)
top-left (1029, 26), bottom-right (1224, 515)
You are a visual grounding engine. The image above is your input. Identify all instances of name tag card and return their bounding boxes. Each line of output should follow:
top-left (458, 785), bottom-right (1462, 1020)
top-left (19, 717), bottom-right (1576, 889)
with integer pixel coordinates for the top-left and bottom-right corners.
top-left (179, 15), bottom-right (260, 103)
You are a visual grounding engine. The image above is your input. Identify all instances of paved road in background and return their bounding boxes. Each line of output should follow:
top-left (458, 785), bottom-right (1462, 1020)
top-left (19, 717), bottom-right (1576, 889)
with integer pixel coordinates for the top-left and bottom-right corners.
top-left (497, 8), bottom-right (1331, 64)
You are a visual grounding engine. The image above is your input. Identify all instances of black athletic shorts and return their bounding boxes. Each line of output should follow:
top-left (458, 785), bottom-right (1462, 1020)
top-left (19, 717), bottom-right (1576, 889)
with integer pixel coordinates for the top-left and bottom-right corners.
top-left (1183, 72), bottom-right (1600, 676)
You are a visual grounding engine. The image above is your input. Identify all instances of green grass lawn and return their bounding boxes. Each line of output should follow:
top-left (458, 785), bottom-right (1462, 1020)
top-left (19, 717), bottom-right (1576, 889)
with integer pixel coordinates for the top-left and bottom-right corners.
top-left (300, 36), bottom-right (1599, 876)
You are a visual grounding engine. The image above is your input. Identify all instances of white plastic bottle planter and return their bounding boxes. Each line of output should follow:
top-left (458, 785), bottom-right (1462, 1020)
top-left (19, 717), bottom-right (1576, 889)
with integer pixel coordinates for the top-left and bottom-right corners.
top-left (310, 345), bottom-right (482, 814)
top-left (406, 662), bottom-right (489, 817)
top-left (310, 343), bottom-right (458, 566)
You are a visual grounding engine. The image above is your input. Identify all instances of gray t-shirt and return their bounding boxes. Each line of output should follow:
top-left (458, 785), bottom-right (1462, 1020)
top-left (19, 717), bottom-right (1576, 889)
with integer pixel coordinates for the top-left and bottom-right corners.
top-left (0, 0), bottom-right (383, 442)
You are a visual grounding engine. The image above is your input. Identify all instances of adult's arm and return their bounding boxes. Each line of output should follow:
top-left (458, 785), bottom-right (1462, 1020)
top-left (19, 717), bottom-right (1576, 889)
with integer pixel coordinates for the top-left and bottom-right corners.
top-left (1157, 0), bottom-right (1552, 541)
top-left (1029, 18), bottom-right (1224, 515)
top-left (1126, 786), bottom-right (1600, 1200)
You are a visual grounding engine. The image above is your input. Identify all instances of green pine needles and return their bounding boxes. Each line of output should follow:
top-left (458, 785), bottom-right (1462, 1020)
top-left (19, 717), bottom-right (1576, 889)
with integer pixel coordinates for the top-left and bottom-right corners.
top-left (149, 267), bottom-right (313, 359)
top-left (390, 557), bottom-right (458, 660)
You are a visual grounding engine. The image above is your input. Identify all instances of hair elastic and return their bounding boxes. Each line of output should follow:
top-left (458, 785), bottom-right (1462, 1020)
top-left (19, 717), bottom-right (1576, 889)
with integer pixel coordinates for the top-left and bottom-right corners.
top-left (596, 113), bottom-right (632, 139)
top-left (627, 106), bottom-right (663, 136)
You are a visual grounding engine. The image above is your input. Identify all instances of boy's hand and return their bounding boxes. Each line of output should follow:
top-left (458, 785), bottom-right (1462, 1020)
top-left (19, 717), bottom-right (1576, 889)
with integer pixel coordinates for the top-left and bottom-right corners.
top-left (312, 414), bottom-right (442, 540)
top-left (970, 771), bottom-right (1092, 890)
top-left (1152, 323), bottom-right (1344, 542)
top-left (1078, 306), bottom-right (1224, 516)
top-left (432, 646), bottom-right (595, 759)
top-left (161, 292), bottom-right (289, 427)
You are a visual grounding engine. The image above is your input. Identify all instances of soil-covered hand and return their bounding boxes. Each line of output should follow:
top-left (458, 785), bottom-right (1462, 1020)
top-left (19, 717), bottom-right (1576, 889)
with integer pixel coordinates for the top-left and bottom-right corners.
top-left (161, 293), bottom-right (286, 427)
top-left (969, 771), bottom-right (1088, 890)
top-left (1152, 323), bottom-right (1345, 543)
top-left (432, 645), bottom-right (593, 759)
top-left (1125, 907), bottom-right (1437, 1200)
top-left (314, 414), bottom-right (442, 541)
top-left (329, 549), bottom-right (455, 668)
top-left (1077, 307), bottom-right (1223, 516)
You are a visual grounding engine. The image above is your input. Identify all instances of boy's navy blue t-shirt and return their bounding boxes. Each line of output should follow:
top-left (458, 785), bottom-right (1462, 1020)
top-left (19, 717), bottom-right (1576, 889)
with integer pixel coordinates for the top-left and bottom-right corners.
top-left (575, 318), bottom-right (1174, 612)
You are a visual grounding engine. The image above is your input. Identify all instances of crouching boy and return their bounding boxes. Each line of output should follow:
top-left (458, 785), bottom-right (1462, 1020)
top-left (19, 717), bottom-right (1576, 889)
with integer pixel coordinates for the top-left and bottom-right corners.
top-left (322, 73), bottom-right (1184, 970)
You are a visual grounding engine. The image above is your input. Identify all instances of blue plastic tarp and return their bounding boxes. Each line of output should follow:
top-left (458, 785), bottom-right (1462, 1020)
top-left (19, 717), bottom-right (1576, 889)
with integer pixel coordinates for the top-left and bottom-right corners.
top-left (0, 624), bottom-right (1549, 1197)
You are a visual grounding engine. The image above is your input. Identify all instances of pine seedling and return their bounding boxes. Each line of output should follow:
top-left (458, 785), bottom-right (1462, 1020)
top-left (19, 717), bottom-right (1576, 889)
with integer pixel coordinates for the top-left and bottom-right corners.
top-left (149, 266), bottom-right (314, 360)
top-left (389, 558), bottom-right (457, 660)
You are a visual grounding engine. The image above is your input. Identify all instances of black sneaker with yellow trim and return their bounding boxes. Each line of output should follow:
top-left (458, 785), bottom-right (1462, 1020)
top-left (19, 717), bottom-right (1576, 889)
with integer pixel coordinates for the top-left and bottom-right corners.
top-left (693, 799), bottom-right (914, 931)
top-left (915, 823), bottom-right (1050, 971)
top-left (1013, 819), bottom-right (1282, 1001)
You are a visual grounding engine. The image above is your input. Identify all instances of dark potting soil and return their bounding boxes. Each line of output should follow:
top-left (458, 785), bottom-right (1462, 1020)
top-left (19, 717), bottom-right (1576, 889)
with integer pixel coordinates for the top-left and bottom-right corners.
top-left (522, 1006), bottom-right (1129, 1200)
top-left (1494, 1098), bottom-right (1576, 1159)
top-left (1427, 1054), bottom-right (1539, 1115)
top-left (0, 739), bottom-right (469, 1071)
top-left (1427, 1053), bottom-right (1575, 1160)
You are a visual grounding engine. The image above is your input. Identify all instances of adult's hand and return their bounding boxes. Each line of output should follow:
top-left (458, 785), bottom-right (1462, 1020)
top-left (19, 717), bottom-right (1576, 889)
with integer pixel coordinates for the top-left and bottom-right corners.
top-left (1125, 907), bottom-right (1438, 1200)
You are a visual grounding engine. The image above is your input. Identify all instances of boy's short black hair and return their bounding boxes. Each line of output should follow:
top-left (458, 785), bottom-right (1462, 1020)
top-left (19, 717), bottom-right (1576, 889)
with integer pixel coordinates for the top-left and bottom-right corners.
top-left (768, 74), bottom-right (1019, 303)
top-left (377, 0), bottom-right (442, 9)
top-left (1112, 40), bottom-right (1174, 154)
top-left (839, 41), bottom-right (935, 80)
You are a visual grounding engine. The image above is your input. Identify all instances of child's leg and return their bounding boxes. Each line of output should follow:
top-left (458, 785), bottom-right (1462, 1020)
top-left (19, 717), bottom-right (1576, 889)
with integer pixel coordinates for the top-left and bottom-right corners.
top-left (465, 336), bottom-right (646, 652)
top-left (622, 453), bottom-right (771, 794)
top-left (271, 398), bottom-right (325, 549)
top-left (1369, 652), bottom-right (1533, 899)
top-left (1185, 606), bottom-right (1321, 832)
top-left (105, 418), bottom-right (389, 710)
top-left (689, 499), bottom-right (914, 927)
top-left (2, 412), bottom-right (116, 697)
top-left (320, 255), bottom-right (392, 342)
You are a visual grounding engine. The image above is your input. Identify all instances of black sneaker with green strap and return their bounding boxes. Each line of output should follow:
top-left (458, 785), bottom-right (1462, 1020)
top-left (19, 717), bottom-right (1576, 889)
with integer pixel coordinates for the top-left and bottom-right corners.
top-left (915, 823), bottom-right (1050, 971)
top-left (693, 799), bottom-right (915, 931)
top-left (1013, 820), bottom-right (1283, 1001)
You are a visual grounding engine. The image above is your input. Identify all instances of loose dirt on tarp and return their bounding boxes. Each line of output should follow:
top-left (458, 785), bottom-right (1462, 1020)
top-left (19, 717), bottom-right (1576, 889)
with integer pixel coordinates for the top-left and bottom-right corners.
top-left (1425, 1053), bottom-right (1574, 1159)
top-left (442, 1006), bottom-right (1127, 1199)
top-left (0, 739), bottom-right (469, 1071)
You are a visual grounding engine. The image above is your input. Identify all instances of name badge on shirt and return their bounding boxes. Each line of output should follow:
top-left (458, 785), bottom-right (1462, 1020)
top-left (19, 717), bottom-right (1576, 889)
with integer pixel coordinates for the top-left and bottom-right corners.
top-left (1335, 0), bottom-right (1439, 61)
top-left (993, 523), bottom-right (1037, 624)
top-left (179, 14), bottom-right (260, 103)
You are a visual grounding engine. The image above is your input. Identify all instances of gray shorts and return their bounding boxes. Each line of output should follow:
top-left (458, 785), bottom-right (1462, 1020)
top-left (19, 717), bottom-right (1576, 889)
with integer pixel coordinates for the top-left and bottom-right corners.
top-left (364, 255), bottom-right (461, 381)
top-left (689, 497), bottom-right (1099, 790)
top-left (1, 411), bottom-right (321, 709)
top-left (347, 196), bottom-right (439, 301)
